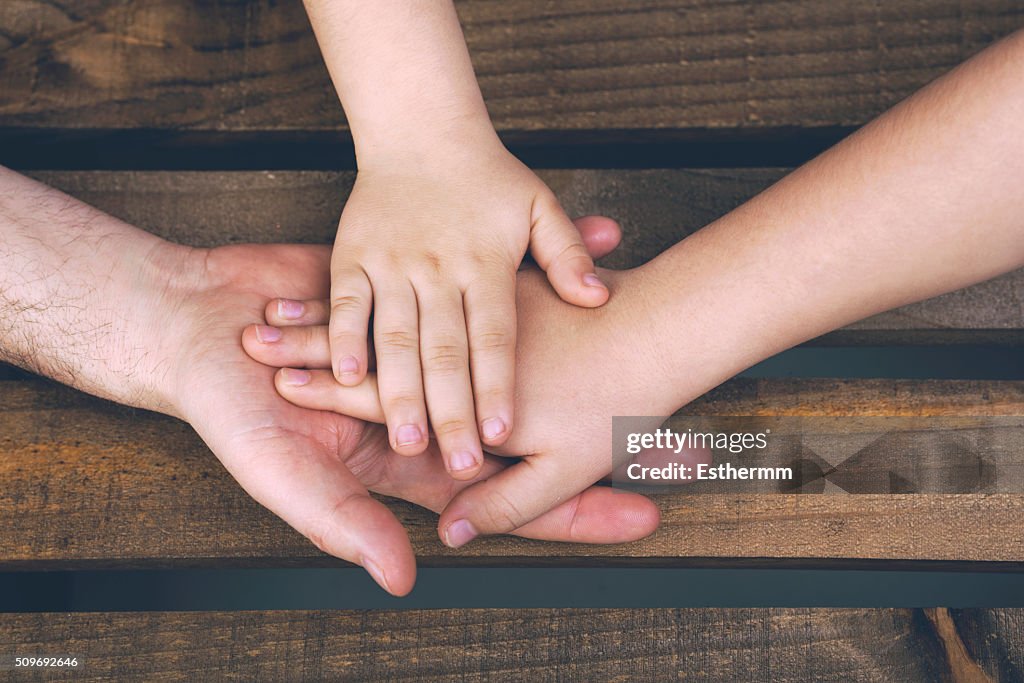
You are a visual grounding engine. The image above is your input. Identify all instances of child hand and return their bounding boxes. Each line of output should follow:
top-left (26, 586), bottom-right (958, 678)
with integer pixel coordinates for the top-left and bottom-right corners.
top-left (243, 259), bottom-right (709, 549)
top-left (327, 143), bottom-right (609, 480)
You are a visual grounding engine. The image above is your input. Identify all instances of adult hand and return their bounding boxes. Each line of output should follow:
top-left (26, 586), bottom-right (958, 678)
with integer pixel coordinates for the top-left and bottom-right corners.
top-left (169, 217), bottom-right (657, 596)
top-left (0, 168), bottom-right (657, 596)
top-left (242, 263), bottom-right (711, 551)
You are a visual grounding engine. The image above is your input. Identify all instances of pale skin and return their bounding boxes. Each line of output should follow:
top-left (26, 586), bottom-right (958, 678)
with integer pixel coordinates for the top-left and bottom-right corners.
top-left (252, 30), bottom-right (1024, 548)
top-left (0, 170), bottom-right (663, 596)
top-left (301, 0), bottom-right (610, 480)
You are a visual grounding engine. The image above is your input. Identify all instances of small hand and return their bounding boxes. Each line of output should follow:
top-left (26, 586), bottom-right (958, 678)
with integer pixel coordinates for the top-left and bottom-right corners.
top-left (243, 240), bottom-right (709, 551)
top-left (164, 220), bottom-right (653, 596)
top-left (327, 144), bottom-right (609, 480)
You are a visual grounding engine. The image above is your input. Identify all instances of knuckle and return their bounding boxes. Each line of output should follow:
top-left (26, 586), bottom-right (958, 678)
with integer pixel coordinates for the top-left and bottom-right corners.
top-left (377, 329), bottom-right (418, 354)
top-left (383, 392), bottom-right (423, 411)
top-left (433, 417), bottom-right (472, 438)
top-left (471, 328), bottom-right (513, 354)
top-left (303, 495), bottom-right (356, 556)
top-left (305, 523), bottom-right (333, 555)
top-left (463, 248), bottom-right (509, 272)
top-left (331, 295), bottom-right (366, 317)
top-left (299, 325), bottom-right (320, 346)
top-left (480, 489), bottom-right (528, 532)
top-left (423, 343), bottom-right (466, 375)
top-left (423, 251), bottom-right (443, 274)
top-left (551, 240), bottom-right (590, 268)
top-left (535, 188), bottom-right (560, 212)
top-left (358, 249), bottom-right (401, 272)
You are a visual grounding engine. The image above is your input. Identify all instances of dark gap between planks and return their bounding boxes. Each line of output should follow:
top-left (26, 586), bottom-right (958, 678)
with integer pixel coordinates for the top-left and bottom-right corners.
top-left (0, 127), bottom-right (852, 171)
top-left (4, 567), bottom-right (1024, 612)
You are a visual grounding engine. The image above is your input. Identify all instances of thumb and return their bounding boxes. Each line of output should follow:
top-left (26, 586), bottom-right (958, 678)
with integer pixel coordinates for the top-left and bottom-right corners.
top-left (194, 408), bottom-right (415, 596)
top-left (437, 450), bottom-right (607, 548)
top-left (530, 191), bottom-right (610, 307)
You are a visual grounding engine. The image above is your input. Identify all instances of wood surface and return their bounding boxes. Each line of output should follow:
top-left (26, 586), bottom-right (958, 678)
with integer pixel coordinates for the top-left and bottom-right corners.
top-left (4, 2), bottom-right (1024, 671)
top-left (25, 170), bottom-right (1024, 344)
top-left (0, 1), bottom-right (1022, 134)
top-left (1, 608), bottom-right (1015, 682)
top-left (1, 377), bottom-right (1021, 568)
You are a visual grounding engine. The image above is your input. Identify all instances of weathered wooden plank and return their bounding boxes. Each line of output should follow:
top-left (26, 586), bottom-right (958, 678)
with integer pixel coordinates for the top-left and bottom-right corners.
top-left (1, 377), bottom-right (1022, 568)
top-left (25, 170), bottom-right (1024, 343)
top-left (0, 608), bottom-right (995, 682)
top-left (952, 609), bottom-right (1024, 682)
top-left (1, 1), bottom-right (1022, 134)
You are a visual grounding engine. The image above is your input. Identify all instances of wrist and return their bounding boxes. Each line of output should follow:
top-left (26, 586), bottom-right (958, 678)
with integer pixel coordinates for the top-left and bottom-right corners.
top-left (594, 267), bottom-right (685, 417)
top-left (352, 110), bottom-right (504, 173)
top-left (616, 227), bottom-right (805, 414)
top-left (109, 240), bottom-right (209, 419)
top-left (0, 167), bottom-right (207, 419)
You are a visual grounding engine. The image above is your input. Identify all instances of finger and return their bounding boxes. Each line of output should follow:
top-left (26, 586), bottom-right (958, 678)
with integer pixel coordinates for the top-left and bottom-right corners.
top-left (275, 368), bottom-right (384, 421)
top-left (510, 486), bottom-right (660, 543)
top-left (329, 266), bottom-right (372, 386)
top-left (437, 452), bottom-right (607, 548)
top-left (372, 280), bottom-right (429, 455)
top-left (573, 215), bottom-right (622, 260)
top-left (463, 272), bottom-right (516, 448)
top-left (416, 285), bottom-right (483, 479)
top-left (530, 191), bottom-right (609, 308)
top-left (351, 424), bottom-right (659, 546)
top-left (242, 323), bottom-right (330, 369)
top-left (266, 298), bottom-right (331, 327)
top-left (192, 402), bottom-right (415, 596)
top-left (274, 371), bottom-right (657, 542)
top-left (271, 370), bottom-right (706, 490)
top-left (259, 309), bottom-right (377, 371)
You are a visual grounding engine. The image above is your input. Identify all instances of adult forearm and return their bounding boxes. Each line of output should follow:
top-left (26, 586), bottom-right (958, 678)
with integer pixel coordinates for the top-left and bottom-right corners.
top-left (628, 30), bottom-right (1024, 413)
top-left (0, 167), bottom-right (200, 415)
top-left (303, 0), bottom-right (499, 166)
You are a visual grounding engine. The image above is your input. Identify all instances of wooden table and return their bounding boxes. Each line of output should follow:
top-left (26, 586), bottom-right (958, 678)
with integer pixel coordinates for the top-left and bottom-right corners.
top-left (1, 1), bottom-right (1023, 680)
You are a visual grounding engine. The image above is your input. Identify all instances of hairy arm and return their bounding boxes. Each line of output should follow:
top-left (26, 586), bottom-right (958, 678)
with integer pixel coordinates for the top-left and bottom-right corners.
top-left (0, 167), bottom-right (199, 414)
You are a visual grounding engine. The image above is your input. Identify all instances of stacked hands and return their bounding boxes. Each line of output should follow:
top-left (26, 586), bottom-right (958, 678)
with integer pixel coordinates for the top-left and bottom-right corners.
top-left (1, 4), bottom-right (1020, 600)
top-left (215, 27), bottom-right (1024, 594)
top-left (231, 198), bottom-right (699, 597)
top-left (145, 204), bottom-right (680, 600)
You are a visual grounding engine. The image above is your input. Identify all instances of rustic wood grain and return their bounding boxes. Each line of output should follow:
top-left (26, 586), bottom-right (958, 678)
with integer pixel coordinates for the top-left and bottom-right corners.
top-left (0, 608), bottom-right (996, 682)
top-left (25, 170), bottom-right (1024, 344)
top-left (0, 1), bottom-right (1022, 134)
top-left (926, 608), bottom-right (995, 682)
top-left (1, 377), bottom-right (1022, 568)
top-left (952, 609), bottom-right (1024, 682)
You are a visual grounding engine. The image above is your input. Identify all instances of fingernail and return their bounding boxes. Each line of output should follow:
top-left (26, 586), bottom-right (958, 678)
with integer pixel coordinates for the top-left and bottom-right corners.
top-left (277, 299), bottom-right (305, 320)
top-left (449, 450), bottom-right (479, 473)
top-left (279, 368), bottom-right (311, 386)
top-left (481, 417), bottom-right (506, 441)
top-left (395, 424), bottom-right (423, 447)
top-left (339, 356), bottom-right (359, 376)
top-left (254, 325), bottom-right (282, 343)
top-left (444, 519), bottom-right (478, 549)
top-left (361, 556), bottom-right (391, 594)
top-left (583, 273), bottom-right (606, 289)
